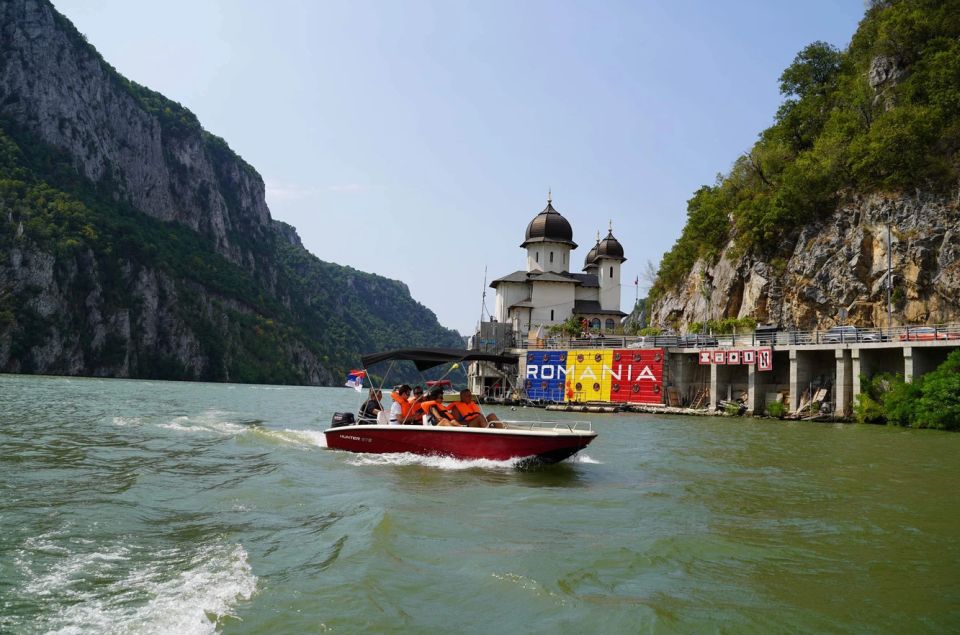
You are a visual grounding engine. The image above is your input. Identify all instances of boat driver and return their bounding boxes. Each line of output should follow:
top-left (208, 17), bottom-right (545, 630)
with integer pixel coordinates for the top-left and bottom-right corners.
top-left (448, 389), bottom-right (505, 428)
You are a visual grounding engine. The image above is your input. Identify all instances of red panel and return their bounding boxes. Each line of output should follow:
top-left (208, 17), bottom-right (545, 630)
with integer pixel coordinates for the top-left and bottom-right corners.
top-left (610, 349), bottom-right (664, 404)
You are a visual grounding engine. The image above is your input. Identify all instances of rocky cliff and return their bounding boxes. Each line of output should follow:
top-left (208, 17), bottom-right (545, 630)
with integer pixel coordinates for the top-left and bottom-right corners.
top-left (0, 0), bottom-right (462, 384)
top-left (651, 193), bottom-right (960, 330)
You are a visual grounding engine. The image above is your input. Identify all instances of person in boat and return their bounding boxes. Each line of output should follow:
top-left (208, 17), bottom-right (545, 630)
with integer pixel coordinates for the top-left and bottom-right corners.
top-left (404, 386), bottom-right (425, 424)
top-left (389, 385), bottom-right (414, 425)
top-left (420, 387), bottom-right (460, 426)
top-left (448, 389), bottom-right (505, 428)
top-left (359, 389), bottom-right (383, 421)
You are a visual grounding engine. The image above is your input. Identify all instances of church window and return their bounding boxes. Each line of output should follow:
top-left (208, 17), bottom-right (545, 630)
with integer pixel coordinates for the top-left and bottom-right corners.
top-left (609, 266), bottom-right (614, 278)
top-left (550, 310), bottom-right (554, 321)
top-left (535, 251), bottom-right (539, 263)
top-left (590, 318), bottom-right (601, 329)
top-left (549, 251), bottom-right (554, 263)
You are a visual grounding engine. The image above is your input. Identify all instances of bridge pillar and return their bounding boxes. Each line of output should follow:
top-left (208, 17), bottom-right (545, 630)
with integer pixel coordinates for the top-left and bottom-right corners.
top-left (746, 365), bottom-right (761, 414)
top-left (834, 349), bottom-right (853, 417)
top-left (789, 349), bottom-right (799, 412)
top-left (709, 362), bottom-right (718, 411)
top-left (852, 348), bottom-right (863, 403)
top-left (903, 346), bottom-right (914, 383)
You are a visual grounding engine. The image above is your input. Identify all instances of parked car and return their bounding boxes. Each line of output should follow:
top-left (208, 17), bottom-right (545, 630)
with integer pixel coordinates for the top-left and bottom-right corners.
top-left (652, 334), bottom-right (679, 347)
top-left (899, 326), bottom-right (959, 341)
top-left (627, 336), bottom-right (654, 349)
top-left (823, 326), bottom-right (881, 343)
top-left (679, 334), bottom-right (719, 347)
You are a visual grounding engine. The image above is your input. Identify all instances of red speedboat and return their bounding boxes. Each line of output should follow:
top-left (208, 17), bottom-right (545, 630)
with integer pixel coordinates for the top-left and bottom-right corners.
top-left (324, 348), bottom-right (598, 464)
top-left (325, 420), bottom-right (596, 464)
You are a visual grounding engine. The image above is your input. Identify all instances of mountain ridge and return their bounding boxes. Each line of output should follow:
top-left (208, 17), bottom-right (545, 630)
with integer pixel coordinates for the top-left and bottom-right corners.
top-left (0, 0), bottom-right (462, 384)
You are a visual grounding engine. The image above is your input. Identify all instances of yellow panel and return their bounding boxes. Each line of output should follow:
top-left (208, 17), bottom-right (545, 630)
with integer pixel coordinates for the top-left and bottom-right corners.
top-left (563, 349), bottom-right (615, 402)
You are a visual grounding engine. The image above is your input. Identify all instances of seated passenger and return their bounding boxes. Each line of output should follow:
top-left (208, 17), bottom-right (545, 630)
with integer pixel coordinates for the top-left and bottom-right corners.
top-left (359, 389), bottom-right (383, 421)
top-left (448, 389), bottom-right (505, 428)
top-left (420, 387), bottom-right (460, 426)
top-left (389, 385), bottom-right (413, 425)
top-left (405, 386), bottom-right (425, 424)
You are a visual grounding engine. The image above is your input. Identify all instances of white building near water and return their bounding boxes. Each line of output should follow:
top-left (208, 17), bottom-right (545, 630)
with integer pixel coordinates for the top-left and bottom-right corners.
top-left (490, 194), bottom-right (627, 334)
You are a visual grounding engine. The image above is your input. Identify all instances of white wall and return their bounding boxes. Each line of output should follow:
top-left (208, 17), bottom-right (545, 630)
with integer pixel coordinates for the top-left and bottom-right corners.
top-left (598, 258), bottom-right (621, 311)
top-left (530, 282), bottom-right (576, 326)
top-left (526, 243), bottom-right (571, 273)
top-left (494, 282), bottom-right (531, 323)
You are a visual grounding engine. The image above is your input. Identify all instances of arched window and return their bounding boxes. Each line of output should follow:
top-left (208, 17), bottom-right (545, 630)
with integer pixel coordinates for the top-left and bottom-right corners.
top-left (549, 251), bottom-right (554, 263)
top-left (609, 266), bottom-right (614, 278)
top-left (605, 318), bottom-right (615, 330)
top-left (590, 318), bottom-right (601, 329)
top-left (535, 251), bottom-right (539, 263)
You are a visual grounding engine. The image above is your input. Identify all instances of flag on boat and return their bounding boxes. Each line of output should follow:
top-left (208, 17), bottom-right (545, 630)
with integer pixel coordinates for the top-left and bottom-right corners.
top-left (344, 369), bottom-right (366, 392)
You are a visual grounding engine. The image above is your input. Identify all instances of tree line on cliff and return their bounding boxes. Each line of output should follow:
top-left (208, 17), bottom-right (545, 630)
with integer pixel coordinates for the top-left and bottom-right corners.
top-left (651, 0), bottom-right (960, 304)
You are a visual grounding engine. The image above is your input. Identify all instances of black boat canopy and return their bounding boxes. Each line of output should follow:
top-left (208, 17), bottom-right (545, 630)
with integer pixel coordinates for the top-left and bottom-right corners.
top-left (361, 348), bottom-right (519, 371)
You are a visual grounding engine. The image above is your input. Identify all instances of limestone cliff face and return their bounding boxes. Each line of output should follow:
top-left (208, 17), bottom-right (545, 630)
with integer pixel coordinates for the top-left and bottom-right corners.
top-left (0, 0), bottom-right (269, 264)
top-left (0, 242), bottom-right (333, 383)
top-left (0, 0), bottom-right (462, 384)
top-left (651, 193), bottom-right (960, 330)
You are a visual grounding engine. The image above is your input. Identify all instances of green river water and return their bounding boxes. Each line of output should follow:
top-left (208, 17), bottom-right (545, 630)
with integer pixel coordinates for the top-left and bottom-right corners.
top-left (0, 374), bottom-right (958, 634)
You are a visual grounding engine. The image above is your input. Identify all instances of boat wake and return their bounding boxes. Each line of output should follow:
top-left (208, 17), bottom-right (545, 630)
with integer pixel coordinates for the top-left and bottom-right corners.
top-left (158, 410), bottom-right (247, 436)
top-left (346, 451), bottom-right (525, 471)
top-left (16, 536), bottom-right (257, 635)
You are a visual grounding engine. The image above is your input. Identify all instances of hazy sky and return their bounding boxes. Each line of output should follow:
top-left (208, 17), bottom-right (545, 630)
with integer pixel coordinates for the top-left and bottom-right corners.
top-left (56, 0), bottom-right (865, 335)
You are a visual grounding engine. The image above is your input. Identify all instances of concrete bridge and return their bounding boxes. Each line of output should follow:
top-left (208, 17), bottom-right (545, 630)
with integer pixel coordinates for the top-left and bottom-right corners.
top-left (666, 339), bottom-right (959, 416)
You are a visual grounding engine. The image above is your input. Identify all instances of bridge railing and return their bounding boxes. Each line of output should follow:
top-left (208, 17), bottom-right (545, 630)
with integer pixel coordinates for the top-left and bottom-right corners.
top-left (518, 323), bottom-right (960, 350)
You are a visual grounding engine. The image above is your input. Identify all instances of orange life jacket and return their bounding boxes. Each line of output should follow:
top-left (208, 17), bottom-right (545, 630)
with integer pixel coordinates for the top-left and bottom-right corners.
top-left (448, 401), bottom-right (482, 421)
top-left (419, 400), bottom-right (452, 421)
top-left (390, 391), bottom-right (413, 420)
top-left (406, 396), bottom-right (425, 421)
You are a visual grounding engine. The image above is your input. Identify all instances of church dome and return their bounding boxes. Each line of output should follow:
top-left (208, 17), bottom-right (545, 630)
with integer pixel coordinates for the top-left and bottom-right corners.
top-left (583, 245), bottom-right (598, 267)
top-left (596, 229), bottom-right (625, 261)
top-left (521, 196), bottom-right (577, 249)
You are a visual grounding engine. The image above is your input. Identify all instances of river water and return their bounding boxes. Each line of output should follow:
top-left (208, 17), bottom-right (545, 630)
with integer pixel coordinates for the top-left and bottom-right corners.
top-left (0, 374), bottom-right (957, 634)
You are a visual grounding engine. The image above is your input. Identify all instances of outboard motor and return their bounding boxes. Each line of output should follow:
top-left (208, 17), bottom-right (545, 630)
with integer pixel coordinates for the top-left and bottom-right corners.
top-left (330, 412), bottom-right (356, 428)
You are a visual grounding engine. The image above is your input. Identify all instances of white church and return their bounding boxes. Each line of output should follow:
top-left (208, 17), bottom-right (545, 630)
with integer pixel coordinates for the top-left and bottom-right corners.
top-left (490, 194), bottom-right (627, 333)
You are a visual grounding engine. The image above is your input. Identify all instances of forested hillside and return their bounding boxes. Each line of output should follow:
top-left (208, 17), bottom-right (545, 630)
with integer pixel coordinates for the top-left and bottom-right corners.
top-left (650, 0), bottom-right (960, 330)
top-left (0, 0), bottom-right (461, 384)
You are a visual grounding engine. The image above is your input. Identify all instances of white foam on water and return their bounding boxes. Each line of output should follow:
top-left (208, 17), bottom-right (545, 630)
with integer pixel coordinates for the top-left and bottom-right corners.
top-left (158, 410), bottom-right (246, 436)
top-left (567, 453), bottom-right (600, 464)
top-left (279, 428), bottom-right (328, 448)
top-left (345, 452), bottom-right (521, 471)
top-left (41, 542), bottom-right (257, 635)
top-left (111, 415), bottom-right (144, 427)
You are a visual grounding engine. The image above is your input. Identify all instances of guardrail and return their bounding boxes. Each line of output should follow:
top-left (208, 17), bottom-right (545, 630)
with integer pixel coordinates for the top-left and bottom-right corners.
top-left (515, 323), bottom-right (960, 350)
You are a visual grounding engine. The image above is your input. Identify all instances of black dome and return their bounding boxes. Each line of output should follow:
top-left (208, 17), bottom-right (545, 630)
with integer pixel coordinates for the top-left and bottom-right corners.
top-left (521, 199), bottom-right (577, 249)
top-left (596, 230), bottom-right (625, 261)
top-left (583, 241), bottom-right (599, 269)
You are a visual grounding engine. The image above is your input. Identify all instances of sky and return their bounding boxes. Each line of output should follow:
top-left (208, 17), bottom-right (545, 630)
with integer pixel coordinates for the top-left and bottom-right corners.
top-left (56, 0), bottom-right (866, 335)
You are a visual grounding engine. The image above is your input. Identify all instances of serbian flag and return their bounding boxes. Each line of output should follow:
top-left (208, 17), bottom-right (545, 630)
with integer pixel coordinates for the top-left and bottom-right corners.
top-left (344, 369), bottom-right (366, 392)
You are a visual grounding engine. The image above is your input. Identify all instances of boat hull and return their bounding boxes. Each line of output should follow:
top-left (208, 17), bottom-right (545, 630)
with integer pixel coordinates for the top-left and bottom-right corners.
top-left (324, 424), bottom-right (596, 464)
